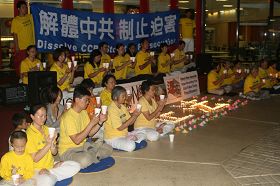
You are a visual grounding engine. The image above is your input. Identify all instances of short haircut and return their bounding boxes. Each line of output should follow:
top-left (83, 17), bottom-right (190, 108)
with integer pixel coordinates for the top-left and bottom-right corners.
top-left (30, 104), bottom-right (46, 116)
top-left (80, 78), bottom-right (95, 90)
top-left (10, 131), bottom-right (27, 144)
top-left (112, 86), bottom-right (126, 100)
top-left (73, 86), bottom-right (91, 100)
top-left (17, 1), bottom-right (27, 9)
top-left (98, 42), bottom-right (108, 50)
top-left (159, 43), bottom-right (168, 53)
top-left (12, 113), bottom-right (26, 128)
top-left (46, 86), bottom-right (62, 104)
top-left (53, 48), bottom-right (65, 61)
top-left (140, 38), bottom-right (149, 45)
top-left (140, 79), bottom-right (155, 94)
top-left (179, 40), bottom-right (186, 46)
top-left (127, 43), bottom-right (136, 49)
top-left (60, 46), bottom-right (70, 53)
top-left (26, 45), bottom-right (36, 51)
top-left (101, 74), bottom-right (116, 87)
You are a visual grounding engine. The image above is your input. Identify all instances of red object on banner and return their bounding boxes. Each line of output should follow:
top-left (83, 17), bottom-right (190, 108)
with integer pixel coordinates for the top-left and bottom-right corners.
top-left (140, 0), bottom-right (149, 13)
top-left (169, 0), bottom-right (178, 10)
top-left (103, 0), bottom-right (114, 13)
top-left (61, 0), bottom-right (74, 10)
top-left (195, 0), bottom-right (202, 55)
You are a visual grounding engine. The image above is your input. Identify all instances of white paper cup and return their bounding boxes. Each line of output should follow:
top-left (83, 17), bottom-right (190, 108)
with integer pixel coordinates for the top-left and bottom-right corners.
top-left (276, 74), bottom-right (278, 78)
top-left (169, 134), bottom-right (174, 142)
top-left (71, 56), bottom-right (75, 62)
top-left (136, 104), bottom-right (142, 111)
top-left (48, 127), bottom-right (56, 138)
top-left (170, 53), bottom-right (175, 57)
top-left (67, 62), bottom-right (72, 69)
top-left (101, 105), bottom-right (107, 114)
top-left (223, 70), bottom-right (227, 74)
top-left (96, 97), bottom-right (101, 104)
top-left (73, 61), bottom-right (77, 67)
top-left (12, 174), bottom-right (20, 186)
top-left (42, 62), bottom-right (46, 69)
top-left (106, 63), bottom-right (110, 68)
top-left (150, 51), bottom-right (154, 56)
top-left (160, 94), bottom-right (165, 100)
top-left (66, 102), bottom-right (72, 109)
top-left (126, 90), bottom-right (131, 96)
top-left (130, 57), bottom-right (135, 62)
top-left (95, 108), bottom-right (101, 116)
top-left (189, 54), bottom-right (193, 59)
top-left (262, 79), bottom-right (266, 83)
top-left (36, 63), bottom-right (40, 68)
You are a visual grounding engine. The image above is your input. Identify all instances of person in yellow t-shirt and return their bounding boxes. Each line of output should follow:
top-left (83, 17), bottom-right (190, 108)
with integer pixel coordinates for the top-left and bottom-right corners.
top-left (104, 86), bottom-right (144, 152)
top-left (267, 61), bottom-right (279, 86)
top-left (113, 43), bottom-right (133, 80)
top-left (231, 61), bottom-right (246, 88)
top-left (244, 66), bottom-right (269, 100)
top-left (179, 10), bottom-right (195, 52)
top-left (258, 59), bottom-right (272, 89)
top-left (171, 40), bottom-right (187, 72)
top-left (50, 48), bottom-right (76, 91)
top-left (99, 42), bottom-right (112, 68)
top-left (100, 74), bottom-right (116, 106)
top-left (219, 62), bottom-right (235, 86)
top-left (20, 45), bottom-right (42, 85)
top-left (59, 86), bottom-right (112, 169)
top-left (208, 63), bottom-right (232, 95)
top-left (0, 131), bottom-right (36, 185)
top-left (84, 49), bottom-right (107, 86)
top-left (25, 104), bottom-right (80, 185)
top-left (157, 43), bottom-right (172, 74)
top-left (135, 38), bottom-right (155, 76)
top-left (134, 80), bottom-right (174, 141)
top-left (11, 1), bottom-right (35, 76)
top-left (125, 43), bottom-right (137, 78)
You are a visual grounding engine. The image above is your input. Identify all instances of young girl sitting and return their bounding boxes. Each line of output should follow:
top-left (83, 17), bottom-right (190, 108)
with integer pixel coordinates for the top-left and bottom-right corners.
top-left (104, 86), bottom-right (144, 152)
top-left (25, 104), bottom-right (80, 185)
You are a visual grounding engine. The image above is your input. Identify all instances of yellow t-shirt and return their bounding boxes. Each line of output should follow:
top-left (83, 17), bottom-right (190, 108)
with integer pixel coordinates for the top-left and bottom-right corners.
top-left (207, 70), bottom-right (221, 91)
top-left (26, 125), bottom-right (54, 170)
top-left (135, 51), bottom-right (152, 76)
top-left (100, 53), bottom-right (111, 67)
top-left (100, 88), bottom-right (112, 106)
top-left (59, 109), bottom-right (90, 155)
top-left (172, 49), bottom-right (185, 71)
top-left (268, 66), bottom-right (278, 86)
top-left (20, 57), bottom-right (42, 84)
top-left (84, 62), bottom-right (104, 85)
top-left (50, 62), bottom-right (70, 91)
top-left (104, 102), bottom-right (130, 139)
top-left (158, 53), bottom-right (171, 73)
top-left (231, 68), bottom-right (243, 84)
top-left (244, 74), bottom-right (261, 94)
top-left (219, 67), bottom-right (233, 86)
top-left (180, 17), bottom-right (195, 39)
top-left (113, 55), bottom-right (129, 80)
top-left (11, 14), bottom-right (35, 50)
top-left (0, 151), bottom-right (34, 180)
top-left (258, 67), bottom-right (271, 88)
top-left (134, 97), bottom-right (157, 129)
top-left (124, 53), bottom-right (135, 75)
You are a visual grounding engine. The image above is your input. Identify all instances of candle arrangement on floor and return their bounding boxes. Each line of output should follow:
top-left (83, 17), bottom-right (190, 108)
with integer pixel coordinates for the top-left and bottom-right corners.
top-left (158, 96), bottom-right (249, 134)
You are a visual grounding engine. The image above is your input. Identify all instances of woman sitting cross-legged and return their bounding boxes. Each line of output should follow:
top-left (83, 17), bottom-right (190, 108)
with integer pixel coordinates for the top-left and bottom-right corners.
top-left (104, 86), bottom-right (145, 152)
top-left (134, 80), bottom-right (175, 141)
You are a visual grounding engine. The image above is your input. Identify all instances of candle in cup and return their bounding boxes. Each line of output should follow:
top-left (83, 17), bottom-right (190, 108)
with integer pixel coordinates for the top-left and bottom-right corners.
top-left (150, 51), bottom-right (155, 56)
top-left (95, 108), bottom-right (101, 116)
top-left (126, 90), bottom-right (131, 96)
top-left (71, 56), bottom-right (75, 62)
top-left (48, 127), bottom-right (56, 139)
top-left (67, 62), bottom-right (72, 69)
top-left (42, 62), bottom-right (46, 69)
top-left (73, 61), bottom-right (77, 67)
top-left (170, 53), bottom-right (175, 58)
top-left (12, 174), bottom-right (20, 186)
top-left (130, 57), bottom-right (135, 62)
top-left (160, 95), bottom-right (165, 100)
top-left (36, 63), bottom-right (40, 69)
top-left (96, 97), bottom-right (101, 105)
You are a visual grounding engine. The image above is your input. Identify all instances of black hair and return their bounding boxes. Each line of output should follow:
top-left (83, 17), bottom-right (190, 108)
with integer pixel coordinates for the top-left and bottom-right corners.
top-left (101, 74), bottom-right (116, 87)
top-left (112, 86), bottom-right (126, 100)
top-left (60, 46), bottom-right (70, 53)
top-left (179, 40), bottom-right (186, 46)
top-left (269, 60), bottom-right (277, 66)
top-left (26, 45), bottom-right (36, 51)
top-left (159, 43), bottom-right (168, 53)
top-left (89, 49), bottom-right (102, 68)
top-left (17, 1), bottom-right (27, 9)
top-left (115, 43), bottom-right (125, 55)
top-left (30, 104), bottom-right (46, 116)
top-left (80, 78), bottom-right (95, 90)
top-left (140, 79), bottom-right (155, 95)
top-left (140, 38), bottom-right (149, 45)
top-left (73, 86), bottom-right (91, 100)
top-left (53, 48), bottom-right (65, 61)
top-left (46, 86), bottom-right (62, 104)
top-left (211, 63), bottom-right (220, 70)
top-left (98, 42), bottom-right (108, 50)
top-left (10, 131), bottom-right (27, 144)
top-left (12, 113), bottom-right (26, 128)
top-left (126, 43), bottom-right (137, 57)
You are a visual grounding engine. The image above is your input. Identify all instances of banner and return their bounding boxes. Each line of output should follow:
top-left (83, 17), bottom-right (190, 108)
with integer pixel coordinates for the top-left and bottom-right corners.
top-left (31, 4), bottom-right (180, 53)
top-left (164, 71), bottom-right (200, 104)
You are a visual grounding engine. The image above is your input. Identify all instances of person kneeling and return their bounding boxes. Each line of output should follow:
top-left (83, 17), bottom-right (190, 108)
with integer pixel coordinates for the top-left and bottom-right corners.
top-left (104, 86), bottom-right (144, 152)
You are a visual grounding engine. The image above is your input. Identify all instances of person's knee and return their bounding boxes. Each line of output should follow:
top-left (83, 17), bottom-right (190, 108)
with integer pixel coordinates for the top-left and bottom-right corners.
top-left (36, 174), bottom-right (57, 186)
top-left (147, 131), bottom-right (159, 141)
top-left (66, 161), bottom-right (81, 173)
top-left (124, 141), bottom-right (136, 152)
top-left (78, 153), bottom-right (93, 169)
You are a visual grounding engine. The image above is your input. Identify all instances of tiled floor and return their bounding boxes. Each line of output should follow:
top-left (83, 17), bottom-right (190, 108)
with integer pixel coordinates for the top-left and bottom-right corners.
top-left (70, 96), bottom-right (280, 186)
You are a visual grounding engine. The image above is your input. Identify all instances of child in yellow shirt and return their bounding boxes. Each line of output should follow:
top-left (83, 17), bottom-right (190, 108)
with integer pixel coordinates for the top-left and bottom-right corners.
top-left (157, 43), bottom-right (172, 74)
